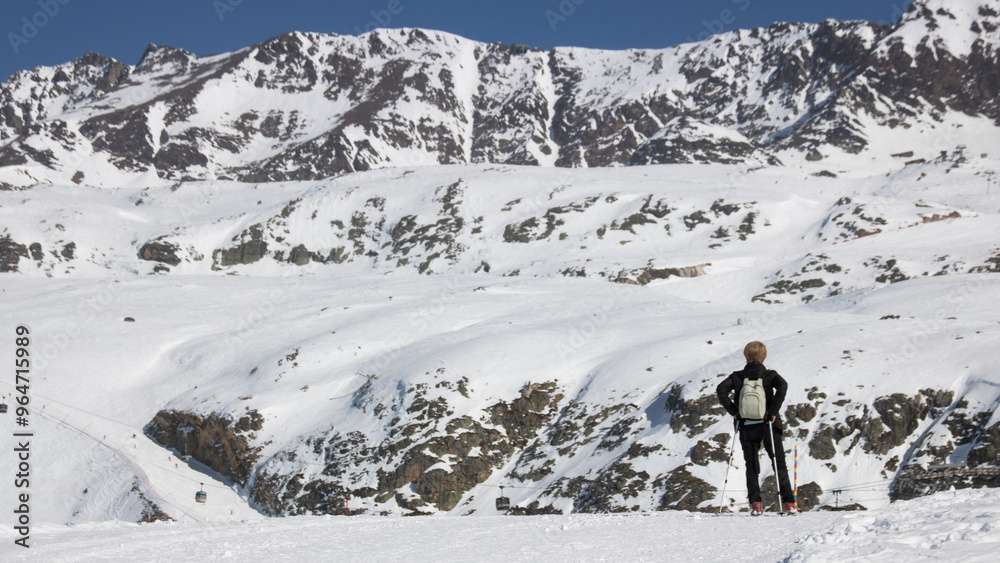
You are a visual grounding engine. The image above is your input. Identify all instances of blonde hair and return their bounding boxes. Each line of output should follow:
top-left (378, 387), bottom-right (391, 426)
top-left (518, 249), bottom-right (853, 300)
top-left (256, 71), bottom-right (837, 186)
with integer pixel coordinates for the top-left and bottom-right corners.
top-left (744, 341), bottom-right (767, 363)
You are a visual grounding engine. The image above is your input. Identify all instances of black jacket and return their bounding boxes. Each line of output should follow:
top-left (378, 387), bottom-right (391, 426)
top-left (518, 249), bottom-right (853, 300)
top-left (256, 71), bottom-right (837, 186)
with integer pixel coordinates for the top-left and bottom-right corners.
top-left (716, 362), bottom-right (788, 430)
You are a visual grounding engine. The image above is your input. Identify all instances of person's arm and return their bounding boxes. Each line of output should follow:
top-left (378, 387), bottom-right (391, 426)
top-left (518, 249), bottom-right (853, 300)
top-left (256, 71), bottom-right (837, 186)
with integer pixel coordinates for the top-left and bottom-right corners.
top-left (768, 371), bottom-right (788, 423)
top-left (716, 375), bottom-right (738, 418)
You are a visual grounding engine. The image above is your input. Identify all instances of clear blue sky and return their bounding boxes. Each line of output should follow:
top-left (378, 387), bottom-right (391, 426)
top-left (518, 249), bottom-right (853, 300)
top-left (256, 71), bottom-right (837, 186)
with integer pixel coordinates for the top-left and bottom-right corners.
top-left (2, 0), bottom-right (914, 81)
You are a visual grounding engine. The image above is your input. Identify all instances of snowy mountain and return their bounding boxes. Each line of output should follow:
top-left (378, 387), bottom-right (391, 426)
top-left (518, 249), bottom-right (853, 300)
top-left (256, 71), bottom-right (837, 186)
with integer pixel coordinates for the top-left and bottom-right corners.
top-left (1, 0), bottom-right (999, 529)
top-left (1, 0), bottom-right (999, 188)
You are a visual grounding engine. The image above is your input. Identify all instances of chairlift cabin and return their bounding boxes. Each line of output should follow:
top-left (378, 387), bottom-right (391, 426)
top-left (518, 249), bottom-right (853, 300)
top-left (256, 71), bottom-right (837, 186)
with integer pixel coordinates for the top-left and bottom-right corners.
top-left (495, 486), bottom-right (510, 511)
top-left (195, 484), bottom-right (207, 504)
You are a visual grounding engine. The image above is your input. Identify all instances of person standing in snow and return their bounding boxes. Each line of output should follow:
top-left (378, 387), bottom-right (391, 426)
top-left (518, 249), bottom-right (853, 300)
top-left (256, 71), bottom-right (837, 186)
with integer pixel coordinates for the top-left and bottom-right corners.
top-left (716, 341), bottom-right (797, 515)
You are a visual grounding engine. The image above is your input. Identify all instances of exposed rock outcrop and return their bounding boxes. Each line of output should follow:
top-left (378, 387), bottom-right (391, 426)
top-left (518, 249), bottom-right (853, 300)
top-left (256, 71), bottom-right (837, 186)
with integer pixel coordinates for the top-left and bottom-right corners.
top-left (145, 409), bottom-right (264, 486)
top-left (139, 239), bottom-right (182, 266)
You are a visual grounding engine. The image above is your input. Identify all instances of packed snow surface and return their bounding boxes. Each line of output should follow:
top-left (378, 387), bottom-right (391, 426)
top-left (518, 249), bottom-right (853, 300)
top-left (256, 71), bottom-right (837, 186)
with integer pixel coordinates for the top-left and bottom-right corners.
top-left (1, 488), bottom-right (998, 561)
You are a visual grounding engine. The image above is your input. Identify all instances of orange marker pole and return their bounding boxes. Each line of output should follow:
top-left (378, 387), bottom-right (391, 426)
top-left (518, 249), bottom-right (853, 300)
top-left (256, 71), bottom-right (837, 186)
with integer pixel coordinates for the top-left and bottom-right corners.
top-left (794, 445), bottom-right (798, 511)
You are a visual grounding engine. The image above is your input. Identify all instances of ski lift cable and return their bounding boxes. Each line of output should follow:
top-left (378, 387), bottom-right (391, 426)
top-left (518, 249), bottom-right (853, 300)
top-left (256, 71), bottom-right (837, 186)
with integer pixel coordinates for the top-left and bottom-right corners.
top-left (0, 380), bottom-right (141, 429)
top-left (0, 380), bottom-right (242, 488)
top-left (32, 404), bottom-right (231, 491)
top-left (479, 483), bottom-right (559, 492)
top-left (32, 408), bottom-right (205, 522)
top-left (834, 480), bottom-right (893, 491)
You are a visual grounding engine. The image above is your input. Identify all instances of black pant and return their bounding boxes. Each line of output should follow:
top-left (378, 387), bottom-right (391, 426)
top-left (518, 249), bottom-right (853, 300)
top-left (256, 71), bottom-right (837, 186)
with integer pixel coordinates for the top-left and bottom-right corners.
top-left (739, 421), bottom-right (794, 504)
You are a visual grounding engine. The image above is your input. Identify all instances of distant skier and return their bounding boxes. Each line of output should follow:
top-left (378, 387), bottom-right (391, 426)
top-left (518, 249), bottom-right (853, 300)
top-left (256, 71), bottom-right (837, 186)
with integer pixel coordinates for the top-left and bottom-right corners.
top-left (716, 341), bottom-right (797, 515)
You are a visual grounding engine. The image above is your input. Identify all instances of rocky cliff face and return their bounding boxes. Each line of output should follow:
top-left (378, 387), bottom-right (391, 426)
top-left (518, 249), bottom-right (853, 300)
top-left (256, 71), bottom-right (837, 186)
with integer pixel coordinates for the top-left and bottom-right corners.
top-left (145, 409), bottom-right (265, 486)
top-left (248, 379), bottom-right (562, 516)
top-left (151, 368), bottom-right (999, 516)
top-left (2, 0), bottom-right (998, 188)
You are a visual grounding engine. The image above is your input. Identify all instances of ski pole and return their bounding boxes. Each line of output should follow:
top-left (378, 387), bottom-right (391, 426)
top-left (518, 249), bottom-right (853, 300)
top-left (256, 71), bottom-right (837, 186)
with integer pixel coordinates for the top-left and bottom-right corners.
top-left (768, 419), bottom-right (781, 513)
top-left (717, 420), bottom-right (739, 514)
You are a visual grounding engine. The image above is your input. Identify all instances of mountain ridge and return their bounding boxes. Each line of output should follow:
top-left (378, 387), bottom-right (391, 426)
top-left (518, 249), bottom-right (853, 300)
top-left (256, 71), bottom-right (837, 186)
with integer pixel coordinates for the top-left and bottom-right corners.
top-left (1, 0), bottom-right (998, 189)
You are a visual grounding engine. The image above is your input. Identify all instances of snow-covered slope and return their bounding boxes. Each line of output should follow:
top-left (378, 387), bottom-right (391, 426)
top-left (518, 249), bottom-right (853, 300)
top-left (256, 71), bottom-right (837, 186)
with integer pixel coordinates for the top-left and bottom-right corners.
top-left (1, 0), bottom-right (999, 188)
top-left (2, 154), bottom-right (999, 524)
